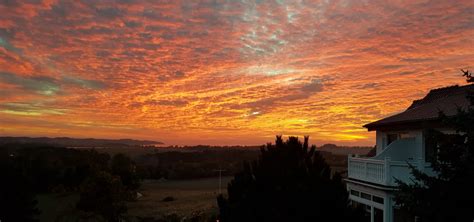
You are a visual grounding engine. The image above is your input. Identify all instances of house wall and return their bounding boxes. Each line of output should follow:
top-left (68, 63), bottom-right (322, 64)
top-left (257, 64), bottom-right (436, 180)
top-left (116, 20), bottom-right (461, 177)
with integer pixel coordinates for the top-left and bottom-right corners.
top-left (375, 128), bottom-right (459, 162)
top-left (375, 130), bottom-right (424, 160)
top-left (347, 182), bottom-right (394, 222)
top-left (376, 131), bottom-right (384, 154)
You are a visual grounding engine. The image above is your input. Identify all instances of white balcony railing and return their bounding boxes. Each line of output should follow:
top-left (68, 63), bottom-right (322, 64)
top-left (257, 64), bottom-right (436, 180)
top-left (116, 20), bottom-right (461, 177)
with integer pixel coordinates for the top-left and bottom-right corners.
top-left (348, 156), bottom-right (436, 186)
top-left (347, 138), bottom-right (433, 186)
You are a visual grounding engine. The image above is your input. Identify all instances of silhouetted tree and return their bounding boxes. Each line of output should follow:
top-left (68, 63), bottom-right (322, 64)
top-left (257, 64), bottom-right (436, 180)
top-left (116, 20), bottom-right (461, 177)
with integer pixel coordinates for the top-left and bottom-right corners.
top-left (462, 69), bottom-right (473, 83)
top-left (0, 150), bottom-right (40, 222)
top-left (366, 145), bottom-right (377, 157)
top-left (10, 146), bottom-right (110, 193)
top-left (217, 136), bottom-right (363, 222)
top-left (0, 144), bottom-right (141, 221)
top-left (395, 71), bottom-right (474, 222)
top-left (111, 153), bottom-right (140, 191)
top-left (76, 171), bottom-right (127, 222)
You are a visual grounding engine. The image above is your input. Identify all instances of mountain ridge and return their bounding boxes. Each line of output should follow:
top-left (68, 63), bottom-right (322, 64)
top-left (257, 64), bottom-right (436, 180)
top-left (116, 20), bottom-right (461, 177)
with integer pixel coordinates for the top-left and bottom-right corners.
top-left (0, 136), bottom-right (163, 147)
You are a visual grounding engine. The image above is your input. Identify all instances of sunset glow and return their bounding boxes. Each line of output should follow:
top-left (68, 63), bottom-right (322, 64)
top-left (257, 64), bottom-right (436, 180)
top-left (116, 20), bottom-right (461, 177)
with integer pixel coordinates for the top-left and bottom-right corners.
top-left (1, 0), bottom-right (473, 145)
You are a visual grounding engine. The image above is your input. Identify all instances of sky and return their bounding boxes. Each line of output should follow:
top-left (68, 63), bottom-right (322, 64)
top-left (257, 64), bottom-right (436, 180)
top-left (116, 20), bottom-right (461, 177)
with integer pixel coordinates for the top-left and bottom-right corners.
top-left (0, 0), bottom-right (473, 146)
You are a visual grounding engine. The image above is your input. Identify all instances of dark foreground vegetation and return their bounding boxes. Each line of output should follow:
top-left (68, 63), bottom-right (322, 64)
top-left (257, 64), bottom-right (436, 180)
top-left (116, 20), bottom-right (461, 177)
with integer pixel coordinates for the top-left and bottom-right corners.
top-left (217, 136), bottom-right (365, 222)
top-left (134, 146), bottom-right (350, 180)
top-left (394, 71), bottom-right (474, 222)
top-left (0, 140), bottom-right (359, 222)
top-left (0, 145), bottom-right (139, 222)
top-left (134, 148), bottom-right (259, 180)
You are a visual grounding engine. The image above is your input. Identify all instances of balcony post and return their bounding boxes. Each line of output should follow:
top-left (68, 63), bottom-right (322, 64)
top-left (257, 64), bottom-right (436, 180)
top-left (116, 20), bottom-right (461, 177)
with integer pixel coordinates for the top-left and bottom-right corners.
top-left (384, 157), bottom-right (391, 185)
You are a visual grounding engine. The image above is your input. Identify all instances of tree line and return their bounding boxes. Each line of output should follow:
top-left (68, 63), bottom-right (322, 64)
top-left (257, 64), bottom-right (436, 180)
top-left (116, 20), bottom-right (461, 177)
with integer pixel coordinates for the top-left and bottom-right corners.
top-left (0, 145), bottom-right (139, 222)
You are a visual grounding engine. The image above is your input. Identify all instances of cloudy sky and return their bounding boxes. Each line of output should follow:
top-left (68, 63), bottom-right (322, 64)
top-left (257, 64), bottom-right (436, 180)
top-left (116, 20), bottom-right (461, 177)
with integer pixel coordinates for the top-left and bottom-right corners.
top-left (0, 0), bottom-right (473, 145)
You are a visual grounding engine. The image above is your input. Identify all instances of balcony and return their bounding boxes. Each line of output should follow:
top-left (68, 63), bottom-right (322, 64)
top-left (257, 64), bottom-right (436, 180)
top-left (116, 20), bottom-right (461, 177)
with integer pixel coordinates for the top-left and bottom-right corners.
top-left (347, 138), bottom-right (433, 187)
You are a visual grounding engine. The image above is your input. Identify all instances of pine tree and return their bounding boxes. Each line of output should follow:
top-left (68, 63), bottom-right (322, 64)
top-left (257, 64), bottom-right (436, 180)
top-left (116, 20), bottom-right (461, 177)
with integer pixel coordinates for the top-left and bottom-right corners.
top-left (217, 136), bottom-right (363, 222)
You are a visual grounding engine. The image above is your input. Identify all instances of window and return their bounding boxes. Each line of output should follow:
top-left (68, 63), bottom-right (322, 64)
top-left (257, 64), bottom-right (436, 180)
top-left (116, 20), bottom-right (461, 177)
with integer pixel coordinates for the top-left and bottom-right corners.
top-left (387, 132), bottom-right (412, 147)
top-left (387, 133), bottom-right (399, 146)
top-left (350, 190), bottom-right (360, 197)
top-left (374, 208), bottom-right (384, 222)
top-left (351, 201), bottom-right (371, 221)
top-left (372, 195), bottom-right (384, 204)
top-left (360, 192), bottom-right (371, 200)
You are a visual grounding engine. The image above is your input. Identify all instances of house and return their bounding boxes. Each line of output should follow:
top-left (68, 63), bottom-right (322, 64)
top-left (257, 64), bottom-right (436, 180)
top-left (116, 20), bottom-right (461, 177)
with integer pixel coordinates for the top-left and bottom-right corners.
top-left (345, 84), bottom-right (474, 222)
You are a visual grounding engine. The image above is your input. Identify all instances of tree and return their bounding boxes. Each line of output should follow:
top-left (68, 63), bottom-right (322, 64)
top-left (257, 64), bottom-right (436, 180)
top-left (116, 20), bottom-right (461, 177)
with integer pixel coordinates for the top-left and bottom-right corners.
top-left (217, 136), bottom-right (363, 222)
top-left (111, 153), bottom-right (140, 191)
top-left (76, 171), bottom-right (127, 222)
top-left (395, 72), bottom-right (474, 222)
top-left (0, 151), bottom-right (40, 222)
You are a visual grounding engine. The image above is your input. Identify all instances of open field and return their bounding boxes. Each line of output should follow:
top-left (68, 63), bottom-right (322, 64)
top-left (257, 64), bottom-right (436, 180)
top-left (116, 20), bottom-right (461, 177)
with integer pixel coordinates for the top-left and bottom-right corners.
top-left (37, 193), bottom-right (80, 222)
top-left (127, 177), bottom-right (233, 219)
top-left (36, 177), bottom-right (233, 221)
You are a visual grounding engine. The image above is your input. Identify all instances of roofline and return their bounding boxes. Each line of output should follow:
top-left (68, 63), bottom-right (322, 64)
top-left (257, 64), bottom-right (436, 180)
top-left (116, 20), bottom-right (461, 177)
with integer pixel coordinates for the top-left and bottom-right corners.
top-left (363, 117), bottom-right (443, 131)
top-left (363, 83), bottom-right (474, 131)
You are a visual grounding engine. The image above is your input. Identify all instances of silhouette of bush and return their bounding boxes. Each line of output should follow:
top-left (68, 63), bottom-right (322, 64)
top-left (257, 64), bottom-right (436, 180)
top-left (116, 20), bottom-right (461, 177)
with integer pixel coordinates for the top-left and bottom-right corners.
top-left (217, 136), bottom-right (363, 222)
top-left (0, 144), bottom-right (142, 221)
top-left (76, 171), bottom-right (127, 222)
top-left (0, 152), bottom-right (40, 222)
top-left (111, 153), bottom-right (141, 191)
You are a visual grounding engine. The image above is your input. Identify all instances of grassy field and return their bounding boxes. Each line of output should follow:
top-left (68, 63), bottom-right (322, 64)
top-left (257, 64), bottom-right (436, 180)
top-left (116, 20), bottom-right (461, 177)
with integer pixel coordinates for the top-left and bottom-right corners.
top-left (36, 177), bottom-right (233, 221)
top-left (127, 177), bottom-right (233, 219)
top-left (37, 193), bottom-right (80, 222)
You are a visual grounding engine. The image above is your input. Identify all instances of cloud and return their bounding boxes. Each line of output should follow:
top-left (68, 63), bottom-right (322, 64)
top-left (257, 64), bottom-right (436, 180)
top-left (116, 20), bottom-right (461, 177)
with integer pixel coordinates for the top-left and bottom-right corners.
top-left (131, 99), bottom-right (189, 108)
top-left (0, 36), bottom-right (21, 53)
top-left (96, 7), bottom-right (123, 18)
top-left (231, 78), bottom-right (325, 113)
top-left (300, 79), bottom-right (324, 93)
top-left (0, 0), bottom-right (473, 145)
top-left (0, 72), bottom-right (107, 97)
top-left (152, 99), bottom-right (189, 107)
top-left (0, 102), bottom-right (66, 116)
top-left (358, 83), bottom-right (380, 90)
top-left (63, 76), bottom-right (107, 90)
top-left (0, 72), bottom-right (59, 96)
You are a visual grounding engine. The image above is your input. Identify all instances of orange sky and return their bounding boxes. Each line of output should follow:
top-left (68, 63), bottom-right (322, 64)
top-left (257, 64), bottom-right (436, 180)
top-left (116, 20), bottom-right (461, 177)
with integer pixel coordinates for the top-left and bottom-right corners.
top-left (0, 0), bottom-right (473, 146)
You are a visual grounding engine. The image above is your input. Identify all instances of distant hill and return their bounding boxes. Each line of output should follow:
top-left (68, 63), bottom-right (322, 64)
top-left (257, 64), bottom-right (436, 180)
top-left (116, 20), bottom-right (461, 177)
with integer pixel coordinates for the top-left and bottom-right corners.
top-left (318, 143), bottom-right (373, 155)
top-left (0, 137), bottom-right (163, 147)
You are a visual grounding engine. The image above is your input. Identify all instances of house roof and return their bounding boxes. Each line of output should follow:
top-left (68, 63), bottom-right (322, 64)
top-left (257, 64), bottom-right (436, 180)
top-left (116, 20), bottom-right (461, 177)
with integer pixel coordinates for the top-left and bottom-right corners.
top-left (364, 84), bottom-right (474, 131)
